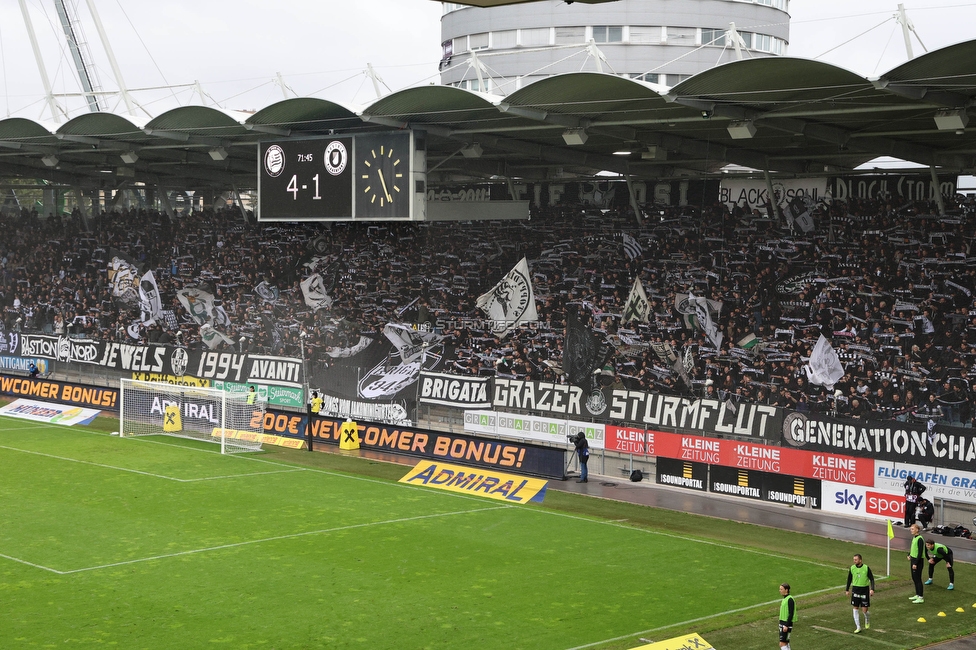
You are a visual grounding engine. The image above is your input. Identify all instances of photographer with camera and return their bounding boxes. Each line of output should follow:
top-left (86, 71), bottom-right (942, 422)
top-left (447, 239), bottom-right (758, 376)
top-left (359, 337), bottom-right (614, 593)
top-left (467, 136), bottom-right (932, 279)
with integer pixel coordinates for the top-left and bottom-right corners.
top-left (571, 431), bottom-right (589, 483)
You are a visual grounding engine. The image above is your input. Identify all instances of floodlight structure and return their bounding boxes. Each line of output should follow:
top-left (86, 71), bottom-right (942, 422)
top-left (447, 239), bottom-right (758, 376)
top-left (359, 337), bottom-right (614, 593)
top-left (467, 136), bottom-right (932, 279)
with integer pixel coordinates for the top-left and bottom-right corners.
top-left (934, 109), bottom-right (968, 131)
top-left (41, 155), bottom-right (59, 167)
top-left (461, 143), bottom-right (483, 158)
top-left (562, 128), bottom-right (588, 146)
top-left (209, 146), bottom-right (228, 161)
top-left (727, 120), bottom-right (757, 139)
top-left (120, 150), bottom-right (139, 164)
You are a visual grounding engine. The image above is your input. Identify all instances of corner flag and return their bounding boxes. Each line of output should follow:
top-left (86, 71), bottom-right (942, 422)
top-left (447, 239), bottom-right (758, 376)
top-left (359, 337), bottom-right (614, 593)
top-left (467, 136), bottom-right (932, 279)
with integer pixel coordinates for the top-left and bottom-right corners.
top-left (887, 519), bottom-right (894, 540)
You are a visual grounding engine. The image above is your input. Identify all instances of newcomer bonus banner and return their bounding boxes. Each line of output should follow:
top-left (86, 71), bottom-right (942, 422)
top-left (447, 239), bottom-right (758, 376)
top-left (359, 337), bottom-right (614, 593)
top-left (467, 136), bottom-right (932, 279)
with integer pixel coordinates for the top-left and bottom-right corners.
top-left (399, 460), bottom-right (548, 504)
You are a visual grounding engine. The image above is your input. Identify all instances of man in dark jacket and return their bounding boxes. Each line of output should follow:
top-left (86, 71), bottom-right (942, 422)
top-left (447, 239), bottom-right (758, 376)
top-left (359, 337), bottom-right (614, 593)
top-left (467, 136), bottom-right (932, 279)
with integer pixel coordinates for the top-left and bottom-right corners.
top-left (903, 476), bottom-right (926, 527)
top-left (572, 431), bottom-right (589, 483)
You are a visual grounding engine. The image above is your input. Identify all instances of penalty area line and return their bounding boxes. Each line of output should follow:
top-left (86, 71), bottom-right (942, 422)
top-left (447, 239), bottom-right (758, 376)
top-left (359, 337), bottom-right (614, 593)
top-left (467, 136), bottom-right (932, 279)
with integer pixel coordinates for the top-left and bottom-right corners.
top-left (54, 504), bottom-right (511, 575)
top-left (563, 584), bottom-right (844, 650)
top-left (810, 625), bottom-right (904, 647)
top-left (0, 552), bottom-right (64, 574)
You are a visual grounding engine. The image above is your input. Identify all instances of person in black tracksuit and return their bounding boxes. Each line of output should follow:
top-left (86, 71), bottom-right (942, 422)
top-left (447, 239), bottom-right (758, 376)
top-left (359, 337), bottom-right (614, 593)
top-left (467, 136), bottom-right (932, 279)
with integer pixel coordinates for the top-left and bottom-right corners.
top-left (925, 540), bottom-right (955, 590)
top-left (903, 476), bottom-right (926, 527)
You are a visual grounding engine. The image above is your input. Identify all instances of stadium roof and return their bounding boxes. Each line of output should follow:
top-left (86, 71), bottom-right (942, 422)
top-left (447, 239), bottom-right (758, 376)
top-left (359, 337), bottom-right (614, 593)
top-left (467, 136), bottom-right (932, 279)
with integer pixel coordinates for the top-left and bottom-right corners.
top-left (0, 39), bottom-right (973, 195)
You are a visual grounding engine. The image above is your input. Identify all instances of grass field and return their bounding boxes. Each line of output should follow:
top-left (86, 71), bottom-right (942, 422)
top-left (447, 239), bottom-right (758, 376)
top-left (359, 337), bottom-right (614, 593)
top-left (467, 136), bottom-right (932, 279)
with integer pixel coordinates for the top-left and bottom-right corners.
top-left (1, 414), bottom-right (974, 649)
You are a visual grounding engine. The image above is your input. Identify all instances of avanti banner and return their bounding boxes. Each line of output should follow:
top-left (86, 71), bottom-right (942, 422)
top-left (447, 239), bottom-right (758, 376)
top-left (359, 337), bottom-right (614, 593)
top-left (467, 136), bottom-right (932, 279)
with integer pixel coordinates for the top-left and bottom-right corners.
top-left (16, 334), bottom-right (304, 389)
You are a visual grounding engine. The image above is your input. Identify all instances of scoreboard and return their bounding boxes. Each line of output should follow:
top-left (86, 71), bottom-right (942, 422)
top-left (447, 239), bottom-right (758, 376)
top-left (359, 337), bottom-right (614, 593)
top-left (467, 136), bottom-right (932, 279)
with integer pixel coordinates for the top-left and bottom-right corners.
top-left (257, 131), bottom-right (425, 221)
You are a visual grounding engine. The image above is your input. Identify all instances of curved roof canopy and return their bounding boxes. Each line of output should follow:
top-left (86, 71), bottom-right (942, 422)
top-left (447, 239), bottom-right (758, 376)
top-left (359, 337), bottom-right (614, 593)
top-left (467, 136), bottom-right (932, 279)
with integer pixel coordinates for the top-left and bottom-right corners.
top-left (0, 39), bottom-right (972, 193)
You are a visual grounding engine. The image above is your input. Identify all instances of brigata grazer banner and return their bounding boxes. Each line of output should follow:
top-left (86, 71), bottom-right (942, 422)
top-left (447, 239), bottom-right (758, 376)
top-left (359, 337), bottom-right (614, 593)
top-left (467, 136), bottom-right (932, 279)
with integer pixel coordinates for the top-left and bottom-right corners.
top-left (17, 334), bottom-right (304, 389)
top-left (781, 411), bottom-right (976, 472)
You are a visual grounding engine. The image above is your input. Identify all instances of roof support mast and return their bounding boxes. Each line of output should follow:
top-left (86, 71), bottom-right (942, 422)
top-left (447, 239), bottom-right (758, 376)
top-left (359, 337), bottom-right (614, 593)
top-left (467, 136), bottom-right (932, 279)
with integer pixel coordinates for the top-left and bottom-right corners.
top-left (54, 0), bottom-right (102, 113)
top-left (18, 0), bottom-right (63, 123)
top-left (83, 0), bottom-right (137, 116)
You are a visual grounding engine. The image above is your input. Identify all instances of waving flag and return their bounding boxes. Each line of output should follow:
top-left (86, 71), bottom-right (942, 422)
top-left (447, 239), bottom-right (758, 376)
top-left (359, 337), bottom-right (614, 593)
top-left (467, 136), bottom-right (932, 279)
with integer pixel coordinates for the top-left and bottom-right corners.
top-left (476, 257), bottom-right (538, 337)
top-left (804, 334), bottom-right (845, 389)
top-left (621, 277), bottom-right (650, 324)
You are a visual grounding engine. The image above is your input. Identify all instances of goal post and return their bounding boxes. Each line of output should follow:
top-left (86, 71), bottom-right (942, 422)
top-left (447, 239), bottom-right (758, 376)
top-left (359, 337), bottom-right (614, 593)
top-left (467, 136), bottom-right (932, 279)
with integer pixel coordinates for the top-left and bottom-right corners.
top-left (119, 379), bottom-right (265, 453)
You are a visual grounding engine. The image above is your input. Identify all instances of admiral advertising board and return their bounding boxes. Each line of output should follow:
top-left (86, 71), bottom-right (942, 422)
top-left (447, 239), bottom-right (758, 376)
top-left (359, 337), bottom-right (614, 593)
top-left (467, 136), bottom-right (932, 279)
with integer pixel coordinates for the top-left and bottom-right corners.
top-left (16, 335), bottom-right (304, 389)
top-left (309, 415), bottom-right (565, 478)
top-left (464, 409), bottom-right (605, 450)
top-left (491, 378), bottom-right (782, 438)
top-left (781, 411), bottom-right (976, 473)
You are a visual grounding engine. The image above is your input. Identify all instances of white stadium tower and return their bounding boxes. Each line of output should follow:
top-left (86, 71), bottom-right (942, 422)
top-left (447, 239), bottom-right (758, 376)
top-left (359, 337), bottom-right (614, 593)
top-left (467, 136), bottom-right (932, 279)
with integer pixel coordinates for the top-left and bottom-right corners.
top-left (438, 0), bottom-right (790, 95)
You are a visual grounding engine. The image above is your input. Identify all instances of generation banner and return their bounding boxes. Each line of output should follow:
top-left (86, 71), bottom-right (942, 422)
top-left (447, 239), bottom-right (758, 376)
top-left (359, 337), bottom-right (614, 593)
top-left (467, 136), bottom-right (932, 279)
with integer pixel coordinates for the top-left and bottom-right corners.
top-left (418, 371), bottom-right (491, 408)
top-left (16, 334), bottom-right (304, 389)
top-left (781, 411), bottom-right (976, 472)
top-left (464, 409), bottom-right (606, 450)
top-left (309, 415), bottom-right (566, 478)
top-left (491, 377), bottom-right (783, 438)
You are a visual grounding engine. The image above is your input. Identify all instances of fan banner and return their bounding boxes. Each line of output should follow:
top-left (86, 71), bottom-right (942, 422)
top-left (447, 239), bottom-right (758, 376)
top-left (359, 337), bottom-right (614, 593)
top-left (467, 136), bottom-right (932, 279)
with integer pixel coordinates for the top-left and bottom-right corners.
top-left (418, 371), bottom-right (491, 408)
top-left (781, 410), bottom-right (976, 472)
top-left (13, 336), bottom-right (304, 389)
top-left (490, 377), bottom-right (783, 438)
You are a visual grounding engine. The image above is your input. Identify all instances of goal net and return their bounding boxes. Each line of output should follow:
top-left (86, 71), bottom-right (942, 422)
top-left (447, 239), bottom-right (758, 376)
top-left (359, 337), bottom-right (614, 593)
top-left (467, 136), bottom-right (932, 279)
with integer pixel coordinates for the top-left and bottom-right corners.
top-left (119, 379), bottom-right (264, 453)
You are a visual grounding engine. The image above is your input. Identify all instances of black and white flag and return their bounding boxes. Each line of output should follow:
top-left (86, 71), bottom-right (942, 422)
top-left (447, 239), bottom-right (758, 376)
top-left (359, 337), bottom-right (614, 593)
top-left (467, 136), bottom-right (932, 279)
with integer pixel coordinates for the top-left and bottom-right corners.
top-left (804, 334), bottom-right (845, 389)
top-left (622, 233), bottom-right (642, 260)
top-left (301, 274), bottom-right (334, 311)
top-left (138, 271), bottom-right (163, 325)
top-left (254, 281), bottom-right (280, 303)
top-left (476, 257), bottom-right (538, 337)
top-left (621, 277), bottom-right (650, 324)
top-left (689, 292), bottom-right (723, 350)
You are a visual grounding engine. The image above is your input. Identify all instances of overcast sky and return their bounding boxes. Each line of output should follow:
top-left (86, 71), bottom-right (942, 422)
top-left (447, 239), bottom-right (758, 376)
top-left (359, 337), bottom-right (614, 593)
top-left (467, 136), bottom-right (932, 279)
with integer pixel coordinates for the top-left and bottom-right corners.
top-left (0, 0), bottom-right (973, 121)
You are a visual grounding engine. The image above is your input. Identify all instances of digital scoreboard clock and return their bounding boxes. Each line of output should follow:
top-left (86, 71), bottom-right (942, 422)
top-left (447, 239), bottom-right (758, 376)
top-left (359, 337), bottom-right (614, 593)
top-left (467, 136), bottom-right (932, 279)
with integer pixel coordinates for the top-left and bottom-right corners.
top-left (257, 131), bottom-right (422, 221)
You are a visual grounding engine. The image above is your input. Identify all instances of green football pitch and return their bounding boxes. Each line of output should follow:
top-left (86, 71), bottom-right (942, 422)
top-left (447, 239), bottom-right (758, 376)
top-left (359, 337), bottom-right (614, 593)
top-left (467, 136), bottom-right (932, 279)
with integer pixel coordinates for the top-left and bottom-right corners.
top-left (2, 415), bottom-right (974, 649)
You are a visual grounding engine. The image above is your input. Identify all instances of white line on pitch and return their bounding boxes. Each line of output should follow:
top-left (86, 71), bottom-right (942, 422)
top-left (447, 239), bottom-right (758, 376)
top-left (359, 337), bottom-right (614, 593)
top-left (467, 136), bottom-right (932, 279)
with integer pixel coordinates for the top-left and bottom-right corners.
top-left (536, 507), bottom-right (844, 571)
top-left (0, 552), bottom-right (63, 574)
top-left (0, 444), bottom-right (186, 481)
top-left (810, 625), bottom-right (904, 647)
top-left (0, 444), bottom-right (305, 483)
top-left (563, 584), bottom-right (845, 650)
top-left (54, 505), bottom-right (511, 574)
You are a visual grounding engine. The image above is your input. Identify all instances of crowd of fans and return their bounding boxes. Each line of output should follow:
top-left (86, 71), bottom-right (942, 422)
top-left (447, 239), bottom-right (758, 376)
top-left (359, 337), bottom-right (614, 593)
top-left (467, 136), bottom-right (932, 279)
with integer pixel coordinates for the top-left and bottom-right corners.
top-left (1, 190), bottom-right (975, 427)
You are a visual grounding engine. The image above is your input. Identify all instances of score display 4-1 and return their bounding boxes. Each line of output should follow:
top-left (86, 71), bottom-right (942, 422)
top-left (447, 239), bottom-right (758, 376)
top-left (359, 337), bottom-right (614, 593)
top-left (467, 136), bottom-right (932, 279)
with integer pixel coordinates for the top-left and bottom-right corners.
top-left (258, 138), bottom-right (353, 220)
